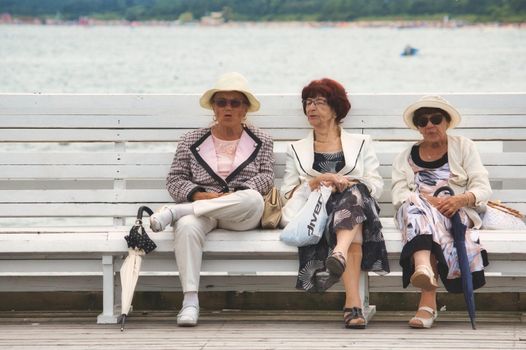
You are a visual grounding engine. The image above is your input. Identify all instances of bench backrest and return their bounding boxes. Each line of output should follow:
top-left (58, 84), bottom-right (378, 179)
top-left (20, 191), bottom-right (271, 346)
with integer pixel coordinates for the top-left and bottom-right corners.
top-left (1, 93), bottom-right (525, 227)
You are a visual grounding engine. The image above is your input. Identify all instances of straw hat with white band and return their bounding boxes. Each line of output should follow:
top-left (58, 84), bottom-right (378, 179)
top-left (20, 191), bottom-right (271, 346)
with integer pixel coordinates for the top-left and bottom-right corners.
top-left (199, 72), bottom-right (260, 112)
top-left (403, 95), bottom-right (461, 130)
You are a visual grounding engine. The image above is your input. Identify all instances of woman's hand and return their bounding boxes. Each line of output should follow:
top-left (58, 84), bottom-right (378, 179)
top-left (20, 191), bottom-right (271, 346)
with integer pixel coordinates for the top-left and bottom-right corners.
top-left (191, 192), bottom-right (223, 201)
top-left (422, 194), bottom-right (442, 208)
top-left (435, 195), bottom-right (468, 218)
top-left (308, 174), bottom-right (358, 192)
top-left (423, 194), bottom-right (467, 218)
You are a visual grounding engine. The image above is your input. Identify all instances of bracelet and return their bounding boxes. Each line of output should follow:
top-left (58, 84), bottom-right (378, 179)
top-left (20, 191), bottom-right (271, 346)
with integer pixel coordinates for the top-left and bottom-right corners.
top-left (464, 192), bottom-right (474, 207)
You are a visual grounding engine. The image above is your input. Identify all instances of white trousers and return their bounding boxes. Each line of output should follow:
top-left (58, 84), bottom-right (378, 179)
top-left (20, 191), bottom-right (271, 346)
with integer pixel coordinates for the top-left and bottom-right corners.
top-left (173, 189), bottom-right (264, 292)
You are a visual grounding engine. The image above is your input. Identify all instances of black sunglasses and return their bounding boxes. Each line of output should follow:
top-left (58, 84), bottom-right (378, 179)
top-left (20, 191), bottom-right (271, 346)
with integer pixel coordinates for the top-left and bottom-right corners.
top-left (415, 114), bottom-right (444, 128)
top-left (213, 98), bottom-right (247, 108)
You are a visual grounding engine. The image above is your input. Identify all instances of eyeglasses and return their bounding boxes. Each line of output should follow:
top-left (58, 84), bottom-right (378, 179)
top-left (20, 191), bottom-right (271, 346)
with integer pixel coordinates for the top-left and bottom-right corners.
top-left (213, 98), bottom-right (247, 108)
top-left (415, 114), bottom-right (444, 128)
top-left (302, 98), bottom-right (328, 108)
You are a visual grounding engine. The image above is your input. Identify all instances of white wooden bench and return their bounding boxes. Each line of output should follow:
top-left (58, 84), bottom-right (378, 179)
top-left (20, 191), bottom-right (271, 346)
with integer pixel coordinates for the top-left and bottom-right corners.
top-left (1, 93), bottom-right (525, 324)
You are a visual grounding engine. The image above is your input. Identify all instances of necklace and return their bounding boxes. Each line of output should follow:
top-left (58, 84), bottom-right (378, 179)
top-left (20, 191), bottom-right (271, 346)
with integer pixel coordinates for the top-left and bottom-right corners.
top-left (313, 129), bottom-right (341, 152)
top-left (423, 152), bottom-right (439, 161)
top-left (420, 143), bottom-right (447, 161)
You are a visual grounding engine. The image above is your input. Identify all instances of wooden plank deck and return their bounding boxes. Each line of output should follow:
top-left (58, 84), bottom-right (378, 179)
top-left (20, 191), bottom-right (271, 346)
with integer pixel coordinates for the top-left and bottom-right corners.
top-left (0, 311), bottom-right (524, 350)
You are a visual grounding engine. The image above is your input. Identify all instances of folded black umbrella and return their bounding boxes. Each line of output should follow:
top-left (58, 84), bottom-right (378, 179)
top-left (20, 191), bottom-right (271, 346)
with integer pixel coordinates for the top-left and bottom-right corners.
top-left (434, 186), bottom-right (476, 330)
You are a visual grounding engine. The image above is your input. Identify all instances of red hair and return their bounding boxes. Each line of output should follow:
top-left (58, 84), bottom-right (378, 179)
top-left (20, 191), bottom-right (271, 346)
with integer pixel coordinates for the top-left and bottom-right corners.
top-left (301, 78), bottom-right (351, 123)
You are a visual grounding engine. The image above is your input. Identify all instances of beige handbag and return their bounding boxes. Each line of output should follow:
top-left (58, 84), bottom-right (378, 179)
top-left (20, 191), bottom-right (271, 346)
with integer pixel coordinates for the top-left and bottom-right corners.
top-left (261, 187), bottom-right (283, 229)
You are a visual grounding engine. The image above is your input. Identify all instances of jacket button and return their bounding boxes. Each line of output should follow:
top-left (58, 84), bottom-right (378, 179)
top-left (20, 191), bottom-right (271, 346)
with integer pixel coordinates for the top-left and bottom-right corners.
top-left (196, 147), bottom-right (200, 151)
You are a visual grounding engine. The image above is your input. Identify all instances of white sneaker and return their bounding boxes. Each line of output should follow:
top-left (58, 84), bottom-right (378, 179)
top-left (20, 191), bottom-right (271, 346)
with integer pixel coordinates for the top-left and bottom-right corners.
top-left (149, 205), bottom-right (175, 232)
top-left (177, 305), bottom-right (199, 327)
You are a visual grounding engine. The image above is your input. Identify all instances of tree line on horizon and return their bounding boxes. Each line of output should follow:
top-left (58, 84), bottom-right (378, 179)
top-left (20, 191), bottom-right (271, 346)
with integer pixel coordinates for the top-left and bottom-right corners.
top-left (1, 0), bottom-right (525, 22)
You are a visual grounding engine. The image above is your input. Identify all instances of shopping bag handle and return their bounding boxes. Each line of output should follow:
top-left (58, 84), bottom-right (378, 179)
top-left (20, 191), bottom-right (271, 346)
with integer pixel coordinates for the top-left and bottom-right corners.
top-left (433, 186), bottom-right (454, 197)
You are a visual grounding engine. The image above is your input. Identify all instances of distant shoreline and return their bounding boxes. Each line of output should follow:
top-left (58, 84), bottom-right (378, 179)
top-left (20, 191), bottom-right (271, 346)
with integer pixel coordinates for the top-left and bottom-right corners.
top-left (1, 19), bottom-right (525, 29)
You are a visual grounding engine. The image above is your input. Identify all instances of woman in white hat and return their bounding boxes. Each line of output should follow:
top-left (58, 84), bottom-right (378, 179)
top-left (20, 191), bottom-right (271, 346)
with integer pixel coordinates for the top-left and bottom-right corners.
top-left (392, 96), bottom-right (492, 329)
top-left (150, 72), bottom-right (274, 326)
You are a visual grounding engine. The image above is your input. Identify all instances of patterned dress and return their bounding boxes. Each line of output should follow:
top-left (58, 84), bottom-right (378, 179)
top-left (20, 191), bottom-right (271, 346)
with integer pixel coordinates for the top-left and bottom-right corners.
top-left (396, 145), bottom-right (488, 292)
top-left (296, 151), bottom-right (390, 292)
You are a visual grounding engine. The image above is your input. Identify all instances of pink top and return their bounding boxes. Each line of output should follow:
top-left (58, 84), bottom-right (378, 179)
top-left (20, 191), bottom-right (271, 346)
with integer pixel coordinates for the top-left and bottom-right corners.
top-left (212, 135), bottom-right (240, 178)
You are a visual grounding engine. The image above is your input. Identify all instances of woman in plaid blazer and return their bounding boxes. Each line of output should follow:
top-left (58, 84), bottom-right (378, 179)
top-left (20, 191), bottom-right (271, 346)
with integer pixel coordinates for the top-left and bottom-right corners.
top-left (150, 72), bottom-right (274, 327)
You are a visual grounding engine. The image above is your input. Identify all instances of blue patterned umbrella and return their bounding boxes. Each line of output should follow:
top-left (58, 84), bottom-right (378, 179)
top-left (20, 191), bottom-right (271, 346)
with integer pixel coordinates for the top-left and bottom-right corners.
top-left (434, 186), bottom-right (476, 329)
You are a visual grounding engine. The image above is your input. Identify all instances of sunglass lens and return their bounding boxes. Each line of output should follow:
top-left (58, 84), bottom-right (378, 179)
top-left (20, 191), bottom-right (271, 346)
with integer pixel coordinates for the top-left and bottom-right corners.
top-left (416, 118), bottom-right (428, 127)
top-left (230, 100), bottom-right (242, 108)
top-left (430, 115), bottom-right (443, 125)
top-left (215, 99), bottom-right (227, 107)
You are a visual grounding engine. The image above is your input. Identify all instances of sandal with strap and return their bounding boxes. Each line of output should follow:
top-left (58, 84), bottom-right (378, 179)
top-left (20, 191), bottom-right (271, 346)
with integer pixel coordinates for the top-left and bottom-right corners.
top-left (410, 265), bottom-right (438, 291)
top-left (326, 251), bottom-right (347, 278)
top-left (408, 306), bottom-right (437, 329)
top-left (343, 307), bottom-right (367, 329)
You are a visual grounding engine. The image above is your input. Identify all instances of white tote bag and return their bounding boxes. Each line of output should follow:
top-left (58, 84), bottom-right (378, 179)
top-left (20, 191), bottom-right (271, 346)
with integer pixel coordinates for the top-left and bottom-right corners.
top-left (280, 182), bottom-right (311, 227)
top-left (481, 202), bottom-right (526, 230)
top-left (280, 185), bottom-right (332, 247)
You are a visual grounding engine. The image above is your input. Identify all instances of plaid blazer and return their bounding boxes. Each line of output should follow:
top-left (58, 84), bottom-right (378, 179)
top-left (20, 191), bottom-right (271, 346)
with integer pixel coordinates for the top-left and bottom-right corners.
top-left (166, 124), bottom-right (274, 203)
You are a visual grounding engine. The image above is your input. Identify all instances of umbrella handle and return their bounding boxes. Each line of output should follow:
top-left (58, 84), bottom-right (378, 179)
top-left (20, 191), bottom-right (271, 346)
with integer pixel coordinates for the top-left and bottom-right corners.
top-left (136, 206), bottom-right (154, 224)
top-left (433, 186), bottom-right (455, 197)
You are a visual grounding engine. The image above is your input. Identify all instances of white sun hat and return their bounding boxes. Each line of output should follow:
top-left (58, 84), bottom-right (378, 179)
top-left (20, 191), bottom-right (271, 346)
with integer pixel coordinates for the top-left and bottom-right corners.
top-left (403, 95), bottom-right (461, 130)
top-left (199, 72), bottom-right (260, 112)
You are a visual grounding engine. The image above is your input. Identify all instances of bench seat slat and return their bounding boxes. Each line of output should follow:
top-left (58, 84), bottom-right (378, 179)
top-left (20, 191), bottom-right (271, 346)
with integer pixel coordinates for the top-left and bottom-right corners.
top-left (1, 229), bottom-right (525, 255)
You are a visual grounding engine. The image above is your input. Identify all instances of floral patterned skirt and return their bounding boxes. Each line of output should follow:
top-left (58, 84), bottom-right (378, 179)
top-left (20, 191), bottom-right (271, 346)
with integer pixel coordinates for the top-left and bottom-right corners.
top-left (296, 183), bottom-right (390, 292)
top-left (396, 192), bottom-right (489, 293)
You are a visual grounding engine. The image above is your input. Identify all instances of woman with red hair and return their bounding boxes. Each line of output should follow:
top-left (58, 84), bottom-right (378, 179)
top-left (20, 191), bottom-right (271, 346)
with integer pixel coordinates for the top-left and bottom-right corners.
top-left (280, 78), bottom-right (389, 329)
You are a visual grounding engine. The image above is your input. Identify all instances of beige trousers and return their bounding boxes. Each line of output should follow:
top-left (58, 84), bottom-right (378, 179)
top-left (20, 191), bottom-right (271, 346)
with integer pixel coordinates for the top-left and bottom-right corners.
top-left (173, 189), bottom-right (264, 292)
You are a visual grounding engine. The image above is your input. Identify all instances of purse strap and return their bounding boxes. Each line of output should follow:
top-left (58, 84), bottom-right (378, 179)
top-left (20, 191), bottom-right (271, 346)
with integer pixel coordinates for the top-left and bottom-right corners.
top-left (487, 201), bottom-right (524, 219)
top-left (284, 183), bottom-right (303, 200)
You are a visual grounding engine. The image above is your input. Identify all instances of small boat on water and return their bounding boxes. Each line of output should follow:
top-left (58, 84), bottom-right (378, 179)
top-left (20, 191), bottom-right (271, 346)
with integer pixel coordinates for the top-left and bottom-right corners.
top-left (401, 45), bottom-right (418, 56)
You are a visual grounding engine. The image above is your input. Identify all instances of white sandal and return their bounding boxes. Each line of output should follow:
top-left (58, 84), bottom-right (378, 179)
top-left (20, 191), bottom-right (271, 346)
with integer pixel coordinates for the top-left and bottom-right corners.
top-left (177, 304), bottom-right (199, 327)
top-left (410, 265), bottom-right (438, 290)
top-left (409, 306), bottom-right (437, 329)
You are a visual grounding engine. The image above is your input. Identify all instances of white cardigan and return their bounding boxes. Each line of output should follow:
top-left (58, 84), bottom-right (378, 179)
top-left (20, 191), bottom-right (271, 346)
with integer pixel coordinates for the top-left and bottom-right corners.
top-left (280, 128), bottom-right (383, 226)
top-left (391, 134), bottom-right (492, 228)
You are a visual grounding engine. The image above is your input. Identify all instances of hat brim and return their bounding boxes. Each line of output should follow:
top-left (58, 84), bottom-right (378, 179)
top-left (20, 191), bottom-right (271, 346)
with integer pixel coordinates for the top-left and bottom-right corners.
top-left (403, 100), bottom-right (461, 130)
top-left (199, 89), bottom-right (260, 112)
